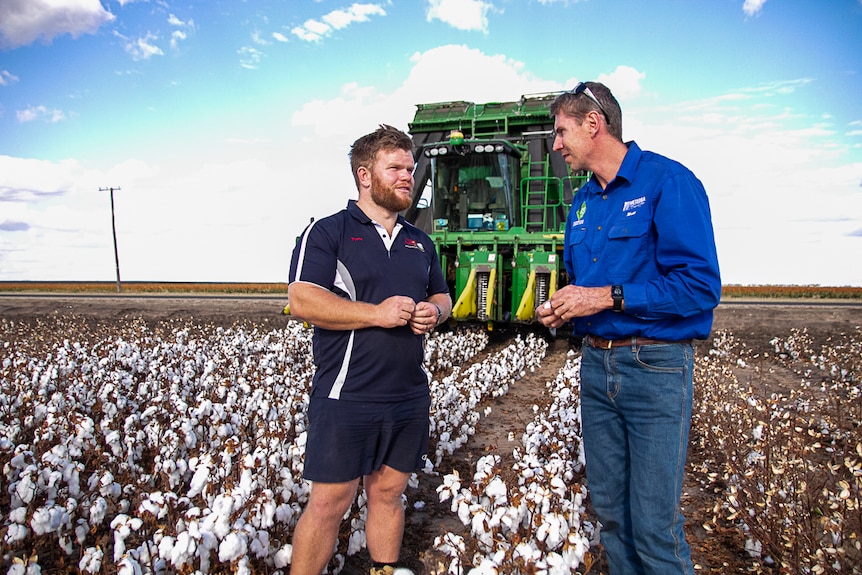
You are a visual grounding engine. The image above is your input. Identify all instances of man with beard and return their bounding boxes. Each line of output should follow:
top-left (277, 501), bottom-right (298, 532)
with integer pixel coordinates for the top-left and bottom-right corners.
top-left (288, 124), bottom-right (451, 575)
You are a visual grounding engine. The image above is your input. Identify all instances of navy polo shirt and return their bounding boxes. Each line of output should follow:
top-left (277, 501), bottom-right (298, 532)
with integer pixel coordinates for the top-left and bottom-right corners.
top-left (289, 200), bottom-right (449, 402)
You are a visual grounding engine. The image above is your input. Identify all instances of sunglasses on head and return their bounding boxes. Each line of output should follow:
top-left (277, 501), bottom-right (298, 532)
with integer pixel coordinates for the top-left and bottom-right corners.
top-left (568, 82), bottom-right (609, 123)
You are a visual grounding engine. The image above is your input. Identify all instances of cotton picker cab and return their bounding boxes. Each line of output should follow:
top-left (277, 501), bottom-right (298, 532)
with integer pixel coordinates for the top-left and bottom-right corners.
top-left (404, 93), bottom-right (589, 329)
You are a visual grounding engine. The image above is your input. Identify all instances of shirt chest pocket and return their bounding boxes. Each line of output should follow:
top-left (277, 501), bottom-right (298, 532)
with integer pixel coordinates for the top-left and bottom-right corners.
top-left (606, 218), bottom-right (651, 280)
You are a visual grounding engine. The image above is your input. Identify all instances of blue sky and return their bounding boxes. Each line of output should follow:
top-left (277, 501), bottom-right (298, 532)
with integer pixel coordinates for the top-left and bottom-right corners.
top-left (1, 0), bottom-right (861, 286)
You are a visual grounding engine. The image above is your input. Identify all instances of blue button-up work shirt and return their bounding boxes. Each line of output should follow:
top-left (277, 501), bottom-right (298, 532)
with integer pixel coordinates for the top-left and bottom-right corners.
top-left (564, 141), bottom-right (721, 341)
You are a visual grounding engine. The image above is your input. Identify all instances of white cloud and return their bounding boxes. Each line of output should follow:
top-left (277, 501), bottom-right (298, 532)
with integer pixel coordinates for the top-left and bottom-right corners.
top-left (170, 30), bottom-right (187, 49)
top-left (426, 0), bottom-right (493, 32)
top-left (291, 3), bottom-right (386, 42)
top-left (238, 46), bottom-right (263, 70)
top-left (292, 45), bottom-right (559, 141)
top-left (596, 66), bottom-right (647, 101)
top-left (743, 0), bottom-right (767, 18)
top-left (0, 0), bottom-right (115, 49)
top-left (167, 13), bottom-right (194, 49)
top-left (16, 105), bottom-right (66, 124)
top-left (323, 3), bottom-right (386, 29)
top-left (118, 31), bottom-right (164, 60)
top-left (0, 70), bottom-right (20, 86)
top-left (272, 32), bottom-right (289, 43)
top-left (251, 31), bottom-right (269, 46)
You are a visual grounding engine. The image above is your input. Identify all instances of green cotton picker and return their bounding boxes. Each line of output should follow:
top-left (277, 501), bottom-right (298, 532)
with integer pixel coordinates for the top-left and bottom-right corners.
top-left (404, 93), bottom-right (587, 329)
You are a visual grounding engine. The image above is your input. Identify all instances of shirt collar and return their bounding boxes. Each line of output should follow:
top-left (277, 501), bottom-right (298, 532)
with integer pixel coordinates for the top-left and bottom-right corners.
top-left (615, 140), bottom-right (642, 185)
top-left (587, 140), bottom-right (641, 194)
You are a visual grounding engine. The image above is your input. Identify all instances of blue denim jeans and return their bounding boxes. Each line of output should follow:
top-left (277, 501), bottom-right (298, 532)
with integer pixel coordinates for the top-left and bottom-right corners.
top-left (580, 341), bottom-right (695, 575)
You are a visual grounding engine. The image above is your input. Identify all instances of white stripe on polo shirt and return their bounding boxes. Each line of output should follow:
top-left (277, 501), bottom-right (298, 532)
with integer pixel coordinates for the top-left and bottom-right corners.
top-left (329, 259), bottom-right (357, 400)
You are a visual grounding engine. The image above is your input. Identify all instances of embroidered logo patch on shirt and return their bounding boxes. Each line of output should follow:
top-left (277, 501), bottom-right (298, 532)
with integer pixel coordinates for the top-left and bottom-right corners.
top-left (572, 201), bottom-right (587, 226)
top-left (576, 201), bottom-right (587, 220)
top-left (622, 196), bottom-right (646, 212)
top-left (404, 238), bottom-right (425, 252)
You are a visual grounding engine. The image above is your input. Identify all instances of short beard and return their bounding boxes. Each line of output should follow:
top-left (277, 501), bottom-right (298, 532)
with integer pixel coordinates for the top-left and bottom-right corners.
top-left (370, 172), bottom-right (412, 213)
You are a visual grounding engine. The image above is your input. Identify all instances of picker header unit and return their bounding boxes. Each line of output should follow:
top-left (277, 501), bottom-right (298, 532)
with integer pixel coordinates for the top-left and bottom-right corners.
top-left (404, 93), bottom-right (588, 327)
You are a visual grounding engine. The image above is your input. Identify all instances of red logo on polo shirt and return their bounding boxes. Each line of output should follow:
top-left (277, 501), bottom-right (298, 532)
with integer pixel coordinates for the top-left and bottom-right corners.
top-left (351, 237), bottom-right (363, 241)
top-left (404, 238), bottom-right (425, 252)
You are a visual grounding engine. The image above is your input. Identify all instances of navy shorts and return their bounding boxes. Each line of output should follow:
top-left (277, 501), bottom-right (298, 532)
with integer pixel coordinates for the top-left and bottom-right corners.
top-left (302, 394), bottom-right (431, 483)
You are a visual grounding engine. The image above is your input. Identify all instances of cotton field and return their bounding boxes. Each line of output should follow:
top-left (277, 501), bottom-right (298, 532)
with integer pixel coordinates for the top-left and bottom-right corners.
top-left (2, 312), bottom-right (860, 574)
top-left (0, 316), bottom-right (580, 574)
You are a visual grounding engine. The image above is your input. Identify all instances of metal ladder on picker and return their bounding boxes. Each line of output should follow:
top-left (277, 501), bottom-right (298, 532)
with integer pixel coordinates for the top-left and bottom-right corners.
top-left (522, 138), bottom-right (553, 233)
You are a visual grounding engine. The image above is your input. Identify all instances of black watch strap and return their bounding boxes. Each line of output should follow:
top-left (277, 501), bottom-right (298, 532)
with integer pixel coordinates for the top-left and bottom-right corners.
top-left (611, 285), bottom-right (624, 312)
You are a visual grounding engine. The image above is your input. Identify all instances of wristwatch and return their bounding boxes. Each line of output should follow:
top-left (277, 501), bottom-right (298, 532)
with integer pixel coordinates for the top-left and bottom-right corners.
top-left (611, 285), bottom-right (624, 312)
top-left (433, 303), bottom-right (443, 325)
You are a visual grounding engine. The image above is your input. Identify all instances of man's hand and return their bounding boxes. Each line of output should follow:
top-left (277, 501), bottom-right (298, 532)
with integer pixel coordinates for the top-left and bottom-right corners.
top-left (408, 301), bottom-right (439, 335)
top-left (377, 296), bottom-right (417, 328)
top-left (536, 285), bottom-right (613, 328)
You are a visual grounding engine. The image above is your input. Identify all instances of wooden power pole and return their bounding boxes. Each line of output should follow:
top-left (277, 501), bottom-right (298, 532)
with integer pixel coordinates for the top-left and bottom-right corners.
top-left (99, 186), bottom-right (122, 293)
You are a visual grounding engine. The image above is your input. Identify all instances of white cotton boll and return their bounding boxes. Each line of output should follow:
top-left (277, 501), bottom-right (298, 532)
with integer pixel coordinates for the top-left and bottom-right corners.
top-left (434, 532), bottom-right (466, 556)
top-left (205, 494), bottom-right (234, 539)
top-left (187, 462), bottom-right (210, 498)
top-left (347, 528), bottom-right (365, 555)
top-left (273, 544), bottom-right (292, 568)
top-left (157, 536), bottom-right (175, 561)
top-left (78, 547), bottom-right (103, 573)
top-left (238, 467), bottom-right (255, 495)
top-left (250, 530), bottom-right (270, 558)
top-left (30, 505), bottom-right (70, 535)
top-left (744, 537), bottom-right (762, 558)
top-left (4, 523), bottom-right (29, 544)
top-left (59, 534), bottom-right (73, 555)
top-left (63, 462), bottom-right (82, 498)
top-left (484, 477), bottom-right (507, 503)
top-left (116, 556), bottom-right (142, 575)
top-left (170, 531), bottom-right (196, 567)
top-left (457, 500), bottom-right (471, 525)
top-left (89, 497), bottom-right (108, 526)
top-left (75, 519), bottom-right (88, 545)
top-left (9, 507), bottom-right (27, 524)
top-left (469, 558), bottom-right (499, 575)
top-left (513, 541), bottom-right (540, 562)
top-left (110, 514), bottom-right (141, 562)
top-left (275, 503), bottom-right (295, 524)
top-left (218, 531), bottom-right (247, 563)
top-left (470, 509), bottom-right (489, 537)
top-left (752, 424), bottom-right (764, 441)
top-left (104, 430), bottom-right (123, 457)
top-left (99, 473), bottom-right (121, 499)
top-left (13, 474), bottom-right (36, 505)
top-left (549, 476), bottom-right (567, 497)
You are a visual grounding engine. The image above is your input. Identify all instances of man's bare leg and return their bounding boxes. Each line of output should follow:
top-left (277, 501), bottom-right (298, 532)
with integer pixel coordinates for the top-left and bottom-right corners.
top-left (363, 465), bottom-right (411, 564)
top-left (290, 478), bottom-right (360, 575)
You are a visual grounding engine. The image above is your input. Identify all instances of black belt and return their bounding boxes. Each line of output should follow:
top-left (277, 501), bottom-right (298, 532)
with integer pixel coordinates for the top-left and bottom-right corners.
top-left (585, 335), bottom-right (693, 349)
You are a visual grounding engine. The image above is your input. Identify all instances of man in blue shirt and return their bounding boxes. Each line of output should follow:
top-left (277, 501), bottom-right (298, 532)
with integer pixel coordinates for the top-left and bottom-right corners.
top-left (537, 82), bottom-right (721, 575)
top-left (288, 125), bottom-right (451, 575)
